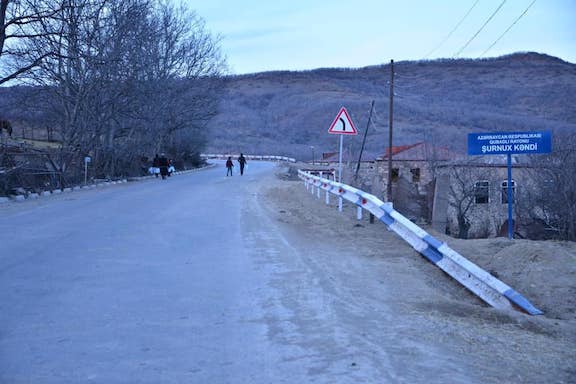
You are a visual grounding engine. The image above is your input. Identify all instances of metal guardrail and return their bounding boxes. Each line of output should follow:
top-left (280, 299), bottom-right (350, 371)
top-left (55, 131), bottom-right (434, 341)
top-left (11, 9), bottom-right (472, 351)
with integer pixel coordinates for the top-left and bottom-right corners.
top-left (0, 180), bottom-right (129, 204)
top-left (201, 154), bottom-right (296, 163)
top-left (0, 162), bottom-right (234, 204)
top-left (298, 169), bottom-right (543, 316)
top-left (0, 166), bottom-right (215, 204)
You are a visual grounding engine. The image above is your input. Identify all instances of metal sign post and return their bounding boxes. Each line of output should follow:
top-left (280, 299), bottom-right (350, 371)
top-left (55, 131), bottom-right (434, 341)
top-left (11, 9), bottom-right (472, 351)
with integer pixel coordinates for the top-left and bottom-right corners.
top-left (328, 107), bottom-right (358, 212)
top-left (84, 156), bottom-right (91, 185)
top-left (338, 135), bottom-right (343, 183)
top-left (506, 153), bottom-right (513, 239)
top-left (468, 131), bottom-right (552, 239)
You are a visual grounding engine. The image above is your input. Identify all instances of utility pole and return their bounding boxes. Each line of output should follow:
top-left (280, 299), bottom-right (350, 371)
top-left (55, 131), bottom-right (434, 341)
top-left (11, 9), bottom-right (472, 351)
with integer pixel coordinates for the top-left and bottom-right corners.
top-left (387, 59), bottom-right (394, 202)
top-left (310, 146), bottom-right (315, 165)
top-left (355, 100), bottom-right (376, 224)
top-left (354, 100), bottom-right (375, 180)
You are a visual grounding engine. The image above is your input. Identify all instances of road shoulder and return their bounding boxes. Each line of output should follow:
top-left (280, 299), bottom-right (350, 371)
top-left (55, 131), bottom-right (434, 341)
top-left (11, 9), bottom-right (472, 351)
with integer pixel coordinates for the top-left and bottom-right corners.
top-left (255, 166), bottom-right (576, 384)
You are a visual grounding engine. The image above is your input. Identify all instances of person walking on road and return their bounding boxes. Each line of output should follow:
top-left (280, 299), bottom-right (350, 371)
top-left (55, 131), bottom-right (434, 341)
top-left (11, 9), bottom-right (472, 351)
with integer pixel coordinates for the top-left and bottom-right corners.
top-left (238, 153), bottom-right (247, 176)
top-left (152, 154), bottom-right (160, 178)
top-left (159, 153), bottom-right (169, 179)
top-left (226, 156), bottom-right (234, 176)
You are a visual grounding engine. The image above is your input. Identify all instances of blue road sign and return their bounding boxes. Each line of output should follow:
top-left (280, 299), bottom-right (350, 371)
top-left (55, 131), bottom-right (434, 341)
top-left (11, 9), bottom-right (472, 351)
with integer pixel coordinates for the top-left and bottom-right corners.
top-left (468, 131), bottom-right (552, 156)
top-left (467, 130), bottom-right (552, 240)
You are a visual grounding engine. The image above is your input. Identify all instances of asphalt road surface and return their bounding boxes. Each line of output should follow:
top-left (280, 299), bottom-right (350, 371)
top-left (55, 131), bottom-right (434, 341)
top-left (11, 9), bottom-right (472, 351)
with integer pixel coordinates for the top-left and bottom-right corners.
top-left (0, 161), bottom-right (288, 383)
top-left (2, 160), bottom-right (557, 384)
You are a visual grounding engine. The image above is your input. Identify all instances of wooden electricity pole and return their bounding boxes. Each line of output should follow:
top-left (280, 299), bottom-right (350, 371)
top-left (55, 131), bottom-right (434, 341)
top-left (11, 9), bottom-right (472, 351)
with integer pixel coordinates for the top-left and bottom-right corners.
top-left (355, 100), bottom-right (376, 224)
top-left (354, 100), bottom-right (375, 180)
top-left (387, 59), bottom-right (394, 202)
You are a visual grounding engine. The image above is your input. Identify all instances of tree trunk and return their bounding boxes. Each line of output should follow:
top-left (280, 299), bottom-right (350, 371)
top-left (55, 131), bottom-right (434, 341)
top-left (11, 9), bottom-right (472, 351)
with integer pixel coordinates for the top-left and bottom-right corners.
top-left (457, 214), bottom-right (470, 239)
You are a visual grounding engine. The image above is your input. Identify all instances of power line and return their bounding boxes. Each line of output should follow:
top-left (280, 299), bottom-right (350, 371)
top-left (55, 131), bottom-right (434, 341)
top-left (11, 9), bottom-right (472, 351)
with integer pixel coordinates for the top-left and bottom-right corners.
top-left (424, 0), bottom-right (481, 59)
top-left (454, 0), bottom-right (507, 58)
top-left (480, 0), bottom-right (537, 57)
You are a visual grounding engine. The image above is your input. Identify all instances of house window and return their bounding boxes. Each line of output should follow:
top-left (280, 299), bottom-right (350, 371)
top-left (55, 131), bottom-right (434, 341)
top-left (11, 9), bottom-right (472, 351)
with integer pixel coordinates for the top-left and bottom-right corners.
top-left (474, 181), bottom-right (489, 204)
top-left (410, 168), bottom-right (421, 182)
top-left (501, 180), bottom-right (515, 203)
top-left (391, 168), bottom-right (399, 182)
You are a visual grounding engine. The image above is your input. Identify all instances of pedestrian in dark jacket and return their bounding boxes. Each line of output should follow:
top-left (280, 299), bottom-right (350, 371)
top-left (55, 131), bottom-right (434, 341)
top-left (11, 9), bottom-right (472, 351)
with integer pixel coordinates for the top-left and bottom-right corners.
top-left (159, 153), bottom-right (169, 179)
top-left (226, 157), bottom-right (234, 176)
top-left (238, 153), bottom-right (247, 175)
top-left (152, 154), bottom-right (160, 177)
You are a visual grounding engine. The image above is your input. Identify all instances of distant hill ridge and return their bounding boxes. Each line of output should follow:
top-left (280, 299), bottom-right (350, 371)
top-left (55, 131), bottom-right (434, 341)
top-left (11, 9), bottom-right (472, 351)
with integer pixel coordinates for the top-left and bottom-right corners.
top-left (206, 52), bottom-right (576, 160)
top-left (1, 52), bottom-right (574, 161)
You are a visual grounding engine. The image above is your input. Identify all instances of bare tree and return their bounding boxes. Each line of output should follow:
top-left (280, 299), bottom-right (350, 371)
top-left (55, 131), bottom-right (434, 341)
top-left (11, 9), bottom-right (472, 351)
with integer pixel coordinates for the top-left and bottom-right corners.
top-left (517, 133), bottom-right (576, 241)
top-left (445, 163), bottom-right (494, 239)
top-left (12, 0), bottom-right (225, 181)
top-left (0, 0), bottom-right (64, 85)
top-left (94, 0), bottom-right (225, 176)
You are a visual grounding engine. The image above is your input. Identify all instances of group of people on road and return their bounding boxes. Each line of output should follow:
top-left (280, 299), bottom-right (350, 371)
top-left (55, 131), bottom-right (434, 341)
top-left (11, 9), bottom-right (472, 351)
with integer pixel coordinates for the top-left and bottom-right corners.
top-left (150, 154), bottom-right (175, 180)
top-left (226, 153), bottom-right (247, 176)
top-left (149, 153), bottom-right (247, 178)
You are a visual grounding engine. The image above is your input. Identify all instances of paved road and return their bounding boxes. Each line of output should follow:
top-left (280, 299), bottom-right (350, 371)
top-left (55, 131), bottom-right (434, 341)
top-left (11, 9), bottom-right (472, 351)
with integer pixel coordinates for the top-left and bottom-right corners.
top-left (0, 162), bottom-right (292, 383)
top-left (1, 161), bottom-right (483, 384)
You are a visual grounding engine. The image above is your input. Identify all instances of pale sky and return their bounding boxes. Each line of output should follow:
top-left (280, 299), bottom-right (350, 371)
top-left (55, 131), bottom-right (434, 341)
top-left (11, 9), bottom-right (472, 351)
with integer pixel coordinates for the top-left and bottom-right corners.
top-left (188, 0), bottom-right (576, 74)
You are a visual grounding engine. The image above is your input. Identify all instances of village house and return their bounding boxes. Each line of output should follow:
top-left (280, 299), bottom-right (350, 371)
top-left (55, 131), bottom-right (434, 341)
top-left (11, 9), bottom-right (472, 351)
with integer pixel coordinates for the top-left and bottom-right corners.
top-left (310, 142), bottom-right (548, 239)
top-left (315, 142), bottom-right (460, 221)
top-left (374, 142), bottom-right (458, 192)
top-left (434, 155), bottom-right (543, 239)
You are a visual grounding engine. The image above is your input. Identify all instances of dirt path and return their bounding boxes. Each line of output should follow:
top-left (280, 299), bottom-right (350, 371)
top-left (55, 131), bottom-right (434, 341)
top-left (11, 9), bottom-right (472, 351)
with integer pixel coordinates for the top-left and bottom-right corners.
top-left (258, 166), bottom-right (575, 383)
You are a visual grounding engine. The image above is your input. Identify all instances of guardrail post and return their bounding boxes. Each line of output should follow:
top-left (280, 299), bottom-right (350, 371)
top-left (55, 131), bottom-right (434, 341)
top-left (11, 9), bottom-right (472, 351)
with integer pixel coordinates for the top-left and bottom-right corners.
top-left (325, 188), bottom-right (330, 205)
top-left (317, 172), bottom-right (322, 199)
top-left (357, 206), bottom-right (363, 220)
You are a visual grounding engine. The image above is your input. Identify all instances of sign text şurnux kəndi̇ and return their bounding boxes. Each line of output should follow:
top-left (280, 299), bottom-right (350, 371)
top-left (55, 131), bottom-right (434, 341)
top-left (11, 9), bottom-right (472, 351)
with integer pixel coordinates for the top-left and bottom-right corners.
top-left (467, 131), bottom-right (552, 156)
top-left (482, 143), bottom-right (539, 154)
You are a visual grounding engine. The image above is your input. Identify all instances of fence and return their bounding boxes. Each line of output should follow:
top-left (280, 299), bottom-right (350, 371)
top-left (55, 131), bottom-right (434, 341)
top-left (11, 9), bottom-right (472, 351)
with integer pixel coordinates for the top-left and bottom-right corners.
top-left (201, 154), bottom-right (296, 163)
top-left (0, 179), bottom-right (128, 204)
top-left (299, 169), bottom-right (543, 315)
top-left (0, 167), bottom-right (208, 204)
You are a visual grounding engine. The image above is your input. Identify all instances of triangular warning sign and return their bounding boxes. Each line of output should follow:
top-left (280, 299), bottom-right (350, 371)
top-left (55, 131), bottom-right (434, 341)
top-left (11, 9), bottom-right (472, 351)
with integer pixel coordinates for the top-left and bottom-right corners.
top-left (328, 107), bottom-right (358, 135)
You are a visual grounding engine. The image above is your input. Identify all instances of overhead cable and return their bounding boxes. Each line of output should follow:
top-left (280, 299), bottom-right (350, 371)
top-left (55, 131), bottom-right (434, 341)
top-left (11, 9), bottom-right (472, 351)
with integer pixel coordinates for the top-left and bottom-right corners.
top-left (479, 0), bottom-right (537, 57)
top-left (424, 0), bottom-right (481, 59)
top-left (454, 0), bottom-right (507, 57)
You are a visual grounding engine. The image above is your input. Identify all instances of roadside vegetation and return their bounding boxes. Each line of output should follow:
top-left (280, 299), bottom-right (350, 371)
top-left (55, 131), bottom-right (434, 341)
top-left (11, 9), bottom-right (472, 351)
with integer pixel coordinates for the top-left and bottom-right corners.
top-left (0, 0), bottom-right (226, 193)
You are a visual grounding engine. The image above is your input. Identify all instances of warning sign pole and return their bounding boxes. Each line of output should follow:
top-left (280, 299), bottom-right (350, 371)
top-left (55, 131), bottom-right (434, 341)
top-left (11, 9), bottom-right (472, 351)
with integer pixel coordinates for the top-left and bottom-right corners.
top-left (338, 135), bottom-right (344, 211)
top-left (338, 135), bottom-right (343, 183)
top-left (328, 107), bottom-right (358, 212)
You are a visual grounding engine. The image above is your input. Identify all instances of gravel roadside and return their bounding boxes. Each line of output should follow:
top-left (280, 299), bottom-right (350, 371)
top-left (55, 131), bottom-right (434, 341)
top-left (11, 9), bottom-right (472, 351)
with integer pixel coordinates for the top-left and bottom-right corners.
top-left (258, 166), bottom-right (575, 383)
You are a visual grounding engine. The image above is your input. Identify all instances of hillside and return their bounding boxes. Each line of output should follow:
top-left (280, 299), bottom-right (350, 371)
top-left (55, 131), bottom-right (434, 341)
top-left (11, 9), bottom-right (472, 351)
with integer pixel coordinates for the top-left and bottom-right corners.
top-left (1, 52), bottom-right (575, 161)
top-left (205, 52), bottom-right (576, 160)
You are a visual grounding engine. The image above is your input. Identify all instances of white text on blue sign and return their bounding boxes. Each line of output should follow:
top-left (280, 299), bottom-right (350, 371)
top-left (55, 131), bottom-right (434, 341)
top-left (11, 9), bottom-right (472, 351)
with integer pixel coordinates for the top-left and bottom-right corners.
top-left (468, 131), bottom-right (551, 155)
